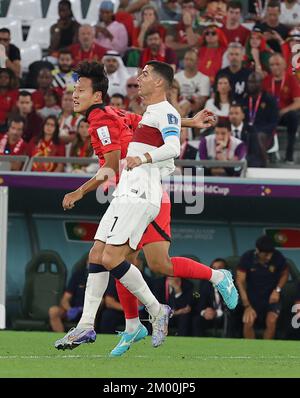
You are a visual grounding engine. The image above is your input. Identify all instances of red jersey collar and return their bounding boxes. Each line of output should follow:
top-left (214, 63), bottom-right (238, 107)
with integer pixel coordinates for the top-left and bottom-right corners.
top-left (86, 103), bottom-right (105, 122)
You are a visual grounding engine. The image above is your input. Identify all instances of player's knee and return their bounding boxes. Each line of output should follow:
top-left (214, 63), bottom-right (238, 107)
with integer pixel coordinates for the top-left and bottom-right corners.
top-left (89, 243), bottom-right (103, 264)
top-left (244, 319), bottom-right (255, 328)
top-left (101, 252), bottom-right (114, 270)
top-left (49, 306), bottom-right (61, 319)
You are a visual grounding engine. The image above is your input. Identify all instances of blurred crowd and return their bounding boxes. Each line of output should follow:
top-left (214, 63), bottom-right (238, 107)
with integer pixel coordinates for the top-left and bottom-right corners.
top-left (1, 0), bottom-right (300, 172)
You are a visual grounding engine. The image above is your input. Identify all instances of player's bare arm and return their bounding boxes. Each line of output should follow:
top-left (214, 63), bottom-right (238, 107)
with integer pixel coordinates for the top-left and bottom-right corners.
top-left (62, 150), bottom-right (121, 210)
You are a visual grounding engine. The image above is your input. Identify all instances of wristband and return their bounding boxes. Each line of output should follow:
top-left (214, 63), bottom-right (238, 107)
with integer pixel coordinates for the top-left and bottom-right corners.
top-left (139, 154), bottom-right (148, 164)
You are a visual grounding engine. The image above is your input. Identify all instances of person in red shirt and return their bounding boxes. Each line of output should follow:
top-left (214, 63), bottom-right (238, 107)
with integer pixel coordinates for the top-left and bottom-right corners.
top-left (31, 68), bottom-right (61, 110)
top-left (263, 53), bottom-right (300, 162)
top-left (281, 28), bottom-right (300, 80)
top-left (223, 0), bottom-right (250, 46)
top-left (195, 24), bottom-right (228, 85)
top-left (28, 115), bottom-right (65, 172)
top-left (55, 61), bottom-right (235, 356)
top-left (0, 68), bottom-right (18, 132)
top-left (0, 115), bottom-right (27, 170)
top-left (69, 24), bottom-right (106, 67)
top-left (139, 28), bottom-right (178, 71)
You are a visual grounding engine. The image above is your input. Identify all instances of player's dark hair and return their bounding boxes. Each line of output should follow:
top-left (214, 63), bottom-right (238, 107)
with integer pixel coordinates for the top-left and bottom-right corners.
top-left (256, 235), bottom-right (275, 253)
top-left (227, 1), bottom-right (242, 11)
top-left (216, 118), bottom-right (231, 131)
top-left (145, 60), bottom-right (174, 88)
top-left (75, 61), bottom-right (109, 96)
top-left (18, 90), bottom-right (32, 98)
top-left (8, 114), bottom-right (25, 127)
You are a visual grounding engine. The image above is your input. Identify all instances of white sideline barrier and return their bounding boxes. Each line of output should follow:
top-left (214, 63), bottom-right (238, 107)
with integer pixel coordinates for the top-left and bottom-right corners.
top-left (0, 186), bottom-right (8, 329)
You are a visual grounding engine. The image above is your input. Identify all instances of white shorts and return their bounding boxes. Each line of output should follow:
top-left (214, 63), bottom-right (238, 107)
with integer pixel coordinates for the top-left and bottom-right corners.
top-left (94, 196), bottom-right (160, 250)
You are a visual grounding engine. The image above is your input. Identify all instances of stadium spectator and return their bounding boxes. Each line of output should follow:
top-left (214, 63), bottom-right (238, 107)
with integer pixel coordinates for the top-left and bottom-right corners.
top-left (31, 68), bottom-right (57, 110)
top-left (103, 51), bottom-right (130, 97)
top-left (134, 5), bottom-right (166, 48)
top-left (175, 49), bottom-right (210, 113)
top-left (187, 24), bottom-right (228, 84)
top-left (37, 91), bottom-right (61, 119)
top-left (124, 75), bottom-right (145, 115)
top-left (153, 276), bottom-right (194, 336)
top-left (0, 68), bottom-right (18, 132)
top-left (256, 1), bottom-right (289, 53)
top-left (245, 28), bottom-right (273, 74)
top-left (49, 0), bottom-right (81, 55)
top-left (240, 72), bottom-right (279, 167)
top-left (179, 127), bottom-right (198, 161)
top-left (139, 28), bottom-right (178, 70)
top-left (110, 93), bottom-right (126, 109)
top-left (216, 42), bottom-right (251, 102)
top-left (10, 91), bottom-right (44, 143)
top-left (263, 53), bottom-right (300, 163)
top-left (205, 74), bottom-right (232, 118)
top-left (95, 0), bottom-right (128, 56)
top-left (0, 28), bottom-right (21, 78)
top-left (199, 118), bottom-right (247, 176)
top-left (51, 49), bottom-right (77, 94)
top-left (222, 1), bottom-right (250, 46)
top-left (198, 0), bottom-right (227, 25)
top-left (165, 0), bottom-right (198, 51)
top-left (49, 262), bottom-right (88, 332)
top-left (192, 258), bottom-right (227, 337)
top-left (115, 1), bottom-right (136, 47)
top-left (236, 235), bottom-right (289, 340)
top-left (0, 115), bottom-right (27, 171)
top-left (69, 24), bottom-right (106, 66)
top-left (157, 0), bottom-right (182, 22)
top-left (281, 28), bottom-right (300, 80)
top-left (28, 115), bottom-right (65, 173)
top-left (279, 0), bottom-right (300, 28)
top-left (167, 78), bottom-right (191, 118)
top-left (229, 103), bottom-right (248, 143)
top-left (58, 90), bottom-right (83, 143)
top-left (65, 119), bottom-right (97, 174)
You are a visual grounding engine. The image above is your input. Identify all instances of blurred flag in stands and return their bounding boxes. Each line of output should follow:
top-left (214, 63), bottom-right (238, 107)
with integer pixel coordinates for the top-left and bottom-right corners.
top-left (265, 228), bottom-right (300, 248)
top-left (64, 221), bottom-right (98, 242)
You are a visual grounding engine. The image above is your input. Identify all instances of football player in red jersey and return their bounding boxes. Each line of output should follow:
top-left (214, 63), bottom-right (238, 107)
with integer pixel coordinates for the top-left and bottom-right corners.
top-left (55, 61), bottom-right (238, 356)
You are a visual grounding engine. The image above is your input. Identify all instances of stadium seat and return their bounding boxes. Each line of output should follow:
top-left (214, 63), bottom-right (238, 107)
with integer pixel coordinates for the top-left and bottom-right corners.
top-left (26, 18), bottom-right (56, 49)
top-left (0, 17), bottom-right (23, 48)
top-left (20, 44), bottom-right (42, 73)
top-left (46, 0), bottom-right (82, 22)
top-left (12, 250), bottom-right (67, 331)
top-left (7, 0), bottom-right (42, 24)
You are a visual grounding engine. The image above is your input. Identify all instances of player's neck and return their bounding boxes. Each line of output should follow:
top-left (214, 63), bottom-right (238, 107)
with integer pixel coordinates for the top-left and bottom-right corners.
top-left (143, 93), bottom-right (167, 106)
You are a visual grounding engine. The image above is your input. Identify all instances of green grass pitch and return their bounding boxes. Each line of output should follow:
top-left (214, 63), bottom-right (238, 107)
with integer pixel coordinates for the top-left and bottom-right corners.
top-left (0, 331), bottom-right (300, 378)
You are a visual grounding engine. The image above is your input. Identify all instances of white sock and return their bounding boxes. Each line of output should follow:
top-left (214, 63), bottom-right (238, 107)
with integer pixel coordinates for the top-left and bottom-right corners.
top-left (77, 271), bottom-right (109, 329)
top-left (125, 317), bottom-right (142, 334)
top-left (209, 269), bottom-right (224, 285)
top-left (119, 265), bottom-right (161, 317)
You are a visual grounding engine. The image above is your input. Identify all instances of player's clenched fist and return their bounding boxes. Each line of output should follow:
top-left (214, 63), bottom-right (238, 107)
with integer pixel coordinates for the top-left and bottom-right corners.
top-left (126, 156), bottom-right (143, 170)
top-left (62, 190), bottom-right (83, 210)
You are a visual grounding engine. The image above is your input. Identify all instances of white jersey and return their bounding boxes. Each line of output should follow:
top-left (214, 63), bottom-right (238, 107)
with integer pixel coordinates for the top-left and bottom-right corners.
top-left (114, 100), bottom-right (181, 207)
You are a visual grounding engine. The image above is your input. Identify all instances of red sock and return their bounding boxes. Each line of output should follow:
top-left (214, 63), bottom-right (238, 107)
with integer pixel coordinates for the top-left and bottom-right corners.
top-left (171, 257), bottom-right (212, 280)
top-left (115, 279), bottom-right (139, 319)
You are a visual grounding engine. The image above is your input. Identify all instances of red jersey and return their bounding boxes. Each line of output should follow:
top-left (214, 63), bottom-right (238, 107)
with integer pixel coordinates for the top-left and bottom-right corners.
top-left (69, 43), bottom-right (106, 66)
top-left (222, 25), bottom-right (250, 46)
top-left (86, 104), bottom-right (141, 167)
top-left (0, 89), bottom-right (18, 124)
top-left (0, 134), bottom-right (27, 155)
top-left (263, 72), bottom-right (300, 109)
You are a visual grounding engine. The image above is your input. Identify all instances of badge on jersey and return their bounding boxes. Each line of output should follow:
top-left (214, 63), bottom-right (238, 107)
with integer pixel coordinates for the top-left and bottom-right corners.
top-left (97, 126), bottom-right (111, 146)
top-left (167, 113), bottom-right (178, 125)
